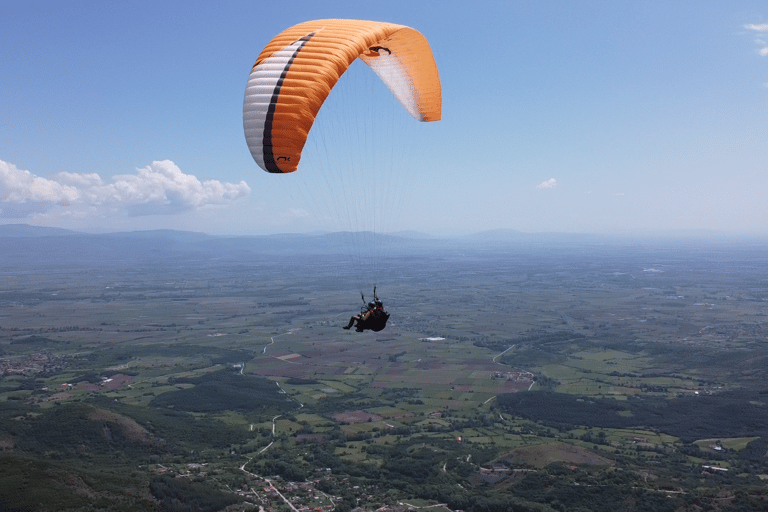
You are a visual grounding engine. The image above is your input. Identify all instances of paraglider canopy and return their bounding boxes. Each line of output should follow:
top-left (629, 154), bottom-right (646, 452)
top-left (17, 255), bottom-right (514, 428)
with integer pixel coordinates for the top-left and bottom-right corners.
top-left (243, 19), bottom-right (442, 174)
top-left (243, 20), bottom-right (442, 318)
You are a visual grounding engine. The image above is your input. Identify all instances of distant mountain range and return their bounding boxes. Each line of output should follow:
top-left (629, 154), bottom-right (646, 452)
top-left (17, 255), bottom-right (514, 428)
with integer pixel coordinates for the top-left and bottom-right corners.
top-left (0, 223), bottom-right (764, 247)
top-left (0, 224), bottom-right (81, 237)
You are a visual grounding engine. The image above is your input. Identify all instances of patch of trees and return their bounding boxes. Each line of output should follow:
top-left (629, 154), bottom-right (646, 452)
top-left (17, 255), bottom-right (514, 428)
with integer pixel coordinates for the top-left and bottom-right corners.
top-left (8, 403), bottom-right (166, 459)
top-left (495, 390), bottom-right (768, 444)
top-left (285, 377), bottom-right (319, 385)
top-left (0, 399), bottom-right (31, 423)
top-left (13, 378), bottom-right (43, 391)
top-left (309, 391), bottom-right (388, 414)
top-left (532, 374), bottom-right (560, 391)
top-left (262, 459), bottom-right (309, 482)
top-left (92, 397), bottom-right (252, 451)
top-left (741, 437), bottom-right (768, 462)
top-left (149, 475), bottom-right (242, 512)
top-left (609, 370), bottom-right (638, 378)
top-left (0, 453), bottom-right (155, 512)
top-left (474, 330), bottom-right (587, 353)
top-left (357, 435), bottom-right (496, 493)
top-left (380, 387), bottom-right (420, 399)
top-left (396, 455), bottom-right (689, 512)
top-left (9, 335), bottom-right (65, 345)
top-left (3, 325), bottom-right (99, 333)
top-left (509, 469), bottom-right (689, 512)
top-left (21, 396), bottom-right (259, 461)
top-left (150, 369), bottom-right (292, 413)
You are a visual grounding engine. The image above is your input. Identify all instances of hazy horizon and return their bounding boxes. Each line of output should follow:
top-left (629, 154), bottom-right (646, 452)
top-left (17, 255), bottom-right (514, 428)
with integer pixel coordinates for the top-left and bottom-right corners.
top-left (3, 222), bottom-right (768, 243)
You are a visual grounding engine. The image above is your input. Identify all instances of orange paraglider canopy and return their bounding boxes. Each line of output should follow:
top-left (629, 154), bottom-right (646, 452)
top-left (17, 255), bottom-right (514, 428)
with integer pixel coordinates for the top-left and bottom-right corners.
top-left (243, 19), bottom-right (442, 173)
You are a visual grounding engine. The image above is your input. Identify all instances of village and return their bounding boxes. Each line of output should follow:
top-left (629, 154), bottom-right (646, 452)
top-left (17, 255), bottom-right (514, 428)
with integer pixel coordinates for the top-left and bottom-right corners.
top-left (153, 461), bottom-right (455, 512)
top-left (0, 351), bottom-right (67, 377)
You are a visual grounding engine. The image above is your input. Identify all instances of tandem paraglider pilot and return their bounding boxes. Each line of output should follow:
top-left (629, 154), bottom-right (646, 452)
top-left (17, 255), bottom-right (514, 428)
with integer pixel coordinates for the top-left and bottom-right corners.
top-left (343, 286), bottom-right (389, 332)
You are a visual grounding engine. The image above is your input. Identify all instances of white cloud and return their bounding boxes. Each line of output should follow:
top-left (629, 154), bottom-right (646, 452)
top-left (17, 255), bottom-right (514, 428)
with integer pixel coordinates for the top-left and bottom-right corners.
top-left (0, 159), bottom-right (250, 219)
top-left (745, 23), bottom-right (768, 32)
top-left (745, 23), bottom-right (768, 57)
top-left (536, 178), bottom-right (557, 189)
top-left (0, 160), bottom-right (80, 205)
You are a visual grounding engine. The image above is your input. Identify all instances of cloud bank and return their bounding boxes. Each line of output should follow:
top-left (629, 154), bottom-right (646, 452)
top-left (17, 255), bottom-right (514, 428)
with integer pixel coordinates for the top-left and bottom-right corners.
top-left (0, 159), bottom-right (250, 219)
top-left (536, 178), bottom-right (557, 189)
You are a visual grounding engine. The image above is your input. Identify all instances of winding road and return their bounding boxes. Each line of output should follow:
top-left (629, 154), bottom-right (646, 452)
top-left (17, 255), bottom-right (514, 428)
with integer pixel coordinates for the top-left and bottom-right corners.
top-left (238, 332), bottom-right (308, 510)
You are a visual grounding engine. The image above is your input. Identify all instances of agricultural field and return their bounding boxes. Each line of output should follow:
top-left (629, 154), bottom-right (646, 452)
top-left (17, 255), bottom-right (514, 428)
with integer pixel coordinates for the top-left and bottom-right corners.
top-left (2, 230), bottom-right (768, 511)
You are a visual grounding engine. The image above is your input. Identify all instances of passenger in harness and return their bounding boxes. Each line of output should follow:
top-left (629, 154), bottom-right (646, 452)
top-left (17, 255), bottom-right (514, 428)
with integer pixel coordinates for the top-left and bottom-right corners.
top-left (343, 286), bottom-right (390, 332)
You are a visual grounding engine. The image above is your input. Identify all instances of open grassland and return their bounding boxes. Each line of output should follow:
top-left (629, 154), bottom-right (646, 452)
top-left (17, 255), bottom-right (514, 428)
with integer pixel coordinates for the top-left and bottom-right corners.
top-left (498, 442), bottom-right (615, 468)
top-left (695, 437), bottom-right (761, 452)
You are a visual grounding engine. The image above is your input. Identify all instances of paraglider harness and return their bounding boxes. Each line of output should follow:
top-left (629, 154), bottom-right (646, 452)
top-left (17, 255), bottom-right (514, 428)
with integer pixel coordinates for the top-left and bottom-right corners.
top-left (343, 286), bottom-right (389, 332)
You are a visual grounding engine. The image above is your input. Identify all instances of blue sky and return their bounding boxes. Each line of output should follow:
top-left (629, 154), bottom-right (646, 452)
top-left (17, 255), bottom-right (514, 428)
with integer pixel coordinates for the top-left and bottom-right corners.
top-left (2, 0), bottom-right (767, 236)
